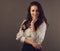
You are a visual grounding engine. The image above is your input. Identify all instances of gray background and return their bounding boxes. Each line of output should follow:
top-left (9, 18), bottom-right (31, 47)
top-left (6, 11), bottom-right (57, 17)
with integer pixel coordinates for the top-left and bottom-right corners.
top-left (0, 0), bottom-right (60, 51)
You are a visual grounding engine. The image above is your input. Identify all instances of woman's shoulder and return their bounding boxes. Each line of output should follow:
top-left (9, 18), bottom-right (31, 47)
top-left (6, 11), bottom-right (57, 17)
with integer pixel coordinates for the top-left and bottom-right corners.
top-left (39, 21), bottom-right (47, 28)
top-left (42, 21), bottom-right (47, 26)
top-left (21, 19), bottom-right (27, 25)
top-left (20, 19), bottom-right (27, 28)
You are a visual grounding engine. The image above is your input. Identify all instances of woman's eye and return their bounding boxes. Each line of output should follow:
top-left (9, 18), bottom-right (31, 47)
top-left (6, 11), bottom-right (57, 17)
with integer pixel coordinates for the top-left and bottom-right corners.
top-left (32, 10), bottom-right (34, 12)
top-left (36, 10), bottom-right (38, 12)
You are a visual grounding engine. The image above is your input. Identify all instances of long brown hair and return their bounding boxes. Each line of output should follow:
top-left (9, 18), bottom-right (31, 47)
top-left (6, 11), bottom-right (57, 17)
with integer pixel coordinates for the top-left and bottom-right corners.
top-left (22, 1), bottom-right (48, 31)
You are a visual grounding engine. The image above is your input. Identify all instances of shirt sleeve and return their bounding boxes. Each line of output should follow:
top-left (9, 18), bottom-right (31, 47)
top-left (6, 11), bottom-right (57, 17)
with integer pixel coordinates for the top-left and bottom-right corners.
top-left (37, 22), bottom-right (47, 44)
top-left (16, 19), bottom-right (26, 42)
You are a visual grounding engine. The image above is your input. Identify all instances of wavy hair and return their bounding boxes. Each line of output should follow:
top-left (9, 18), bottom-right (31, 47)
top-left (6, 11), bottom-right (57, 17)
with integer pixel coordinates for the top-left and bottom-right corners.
top-left (22, 1), bottom-right (48, 31)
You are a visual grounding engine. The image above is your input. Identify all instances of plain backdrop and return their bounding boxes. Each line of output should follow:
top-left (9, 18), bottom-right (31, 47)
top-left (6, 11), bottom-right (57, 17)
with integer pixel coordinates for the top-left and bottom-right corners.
top-left (0, 0), bottom-right (60, 51)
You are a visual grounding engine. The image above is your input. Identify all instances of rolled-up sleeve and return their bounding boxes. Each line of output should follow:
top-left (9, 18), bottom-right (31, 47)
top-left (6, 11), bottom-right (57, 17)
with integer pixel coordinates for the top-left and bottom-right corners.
top-left (16, 28), bottom-right (25, 42)
top-left (16, 20), bottom-right (26, 42)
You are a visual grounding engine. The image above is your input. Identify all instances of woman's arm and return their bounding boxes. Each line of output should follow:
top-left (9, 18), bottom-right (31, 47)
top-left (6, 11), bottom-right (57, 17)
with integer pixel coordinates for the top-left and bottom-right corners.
top-left (24, 38), bottom-right (42, 49)
top-left (16, 20), bottom-right (26, 42)
top-left (27, 19), bottom-right (42, 49)
top-left (16, 19), bottom-right (41, 49)
top-left (37, 21), bottom-right (47, 44)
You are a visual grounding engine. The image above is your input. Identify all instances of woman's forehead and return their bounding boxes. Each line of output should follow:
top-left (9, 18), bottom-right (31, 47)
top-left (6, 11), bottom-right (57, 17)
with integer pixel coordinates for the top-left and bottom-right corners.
top-left (30, 5), bottom-right (38, 10)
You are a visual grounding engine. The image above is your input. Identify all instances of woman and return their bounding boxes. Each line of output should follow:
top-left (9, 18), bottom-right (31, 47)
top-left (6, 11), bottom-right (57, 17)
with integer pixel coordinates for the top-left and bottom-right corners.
top-left (16, 1), bottom-right (48, 51)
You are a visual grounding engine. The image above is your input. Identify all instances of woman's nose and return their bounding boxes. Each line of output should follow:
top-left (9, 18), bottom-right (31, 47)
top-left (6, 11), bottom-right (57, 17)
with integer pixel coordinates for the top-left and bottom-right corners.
top-left (34, 11), bottom-right (37, 15)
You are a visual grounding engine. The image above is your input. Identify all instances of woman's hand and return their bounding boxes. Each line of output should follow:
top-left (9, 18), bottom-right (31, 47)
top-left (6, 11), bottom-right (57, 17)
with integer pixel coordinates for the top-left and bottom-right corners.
top-left (31, 42), bottom-right (42, 49)
top-left (30, 18), bottom-right (38, 32)
top-left (31, 18), bottom-right (38, 24)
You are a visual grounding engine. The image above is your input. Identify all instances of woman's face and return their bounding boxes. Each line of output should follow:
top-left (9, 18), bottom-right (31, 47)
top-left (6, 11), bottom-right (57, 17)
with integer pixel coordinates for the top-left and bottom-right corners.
top-left (30, 5), bottom-right (39, 20)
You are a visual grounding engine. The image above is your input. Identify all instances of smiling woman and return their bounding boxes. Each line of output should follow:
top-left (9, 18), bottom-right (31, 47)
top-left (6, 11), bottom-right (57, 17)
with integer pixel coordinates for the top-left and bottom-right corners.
top-left (30, 5), bottom-right (39, 32)
top-left (30, 5), bottom-right (39, 20)
top-left (16, 1), bottom-right (48, 51)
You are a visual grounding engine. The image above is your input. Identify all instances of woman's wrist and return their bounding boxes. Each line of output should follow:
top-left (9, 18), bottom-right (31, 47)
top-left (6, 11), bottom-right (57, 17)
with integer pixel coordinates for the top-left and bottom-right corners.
top-left (30, 21), bottom-right (35, 32)
top-left (24, 38), bottom-right (34, 45)
top-left (31, 21), bottom-right (35, 25)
